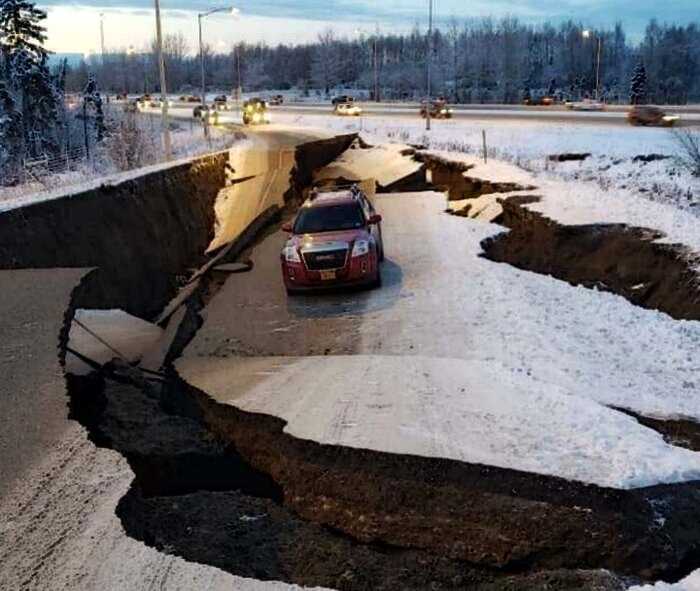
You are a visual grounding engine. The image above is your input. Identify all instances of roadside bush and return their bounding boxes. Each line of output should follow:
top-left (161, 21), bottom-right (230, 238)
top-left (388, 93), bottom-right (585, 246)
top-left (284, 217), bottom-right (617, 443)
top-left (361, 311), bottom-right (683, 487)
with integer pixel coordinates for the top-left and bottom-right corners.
top-left (672, 129), bottom-right (700, 177)
top-left (102, 113), bottom-right (159, 172)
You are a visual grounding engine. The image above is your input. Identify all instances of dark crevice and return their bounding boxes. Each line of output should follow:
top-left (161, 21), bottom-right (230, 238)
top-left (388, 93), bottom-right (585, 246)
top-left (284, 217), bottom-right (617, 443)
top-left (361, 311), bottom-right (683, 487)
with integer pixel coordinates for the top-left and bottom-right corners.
top-left (481, 195), bottom-right (700, 321)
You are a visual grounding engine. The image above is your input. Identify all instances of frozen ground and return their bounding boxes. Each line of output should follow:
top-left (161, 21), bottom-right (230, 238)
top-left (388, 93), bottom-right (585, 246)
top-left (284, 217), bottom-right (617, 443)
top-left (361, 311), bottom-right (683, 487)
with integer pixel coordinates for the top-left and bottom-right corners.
top-left (179, 191), bottom-right (700, 489)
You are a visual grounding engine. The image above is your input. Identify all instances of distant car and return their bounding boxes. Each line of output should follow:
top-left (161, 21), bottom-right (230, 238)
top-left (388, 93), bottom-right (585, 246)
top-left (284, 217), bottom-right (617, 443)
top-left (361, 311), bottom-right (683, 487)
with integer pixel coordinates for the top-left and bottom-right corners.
top-left (269, 94), bottom-right (284, 105)
top-left (523, 96), bottom-right (555, 106)
top-left (180, 95), bottom-right (201, 103)
top-left (193, 104), bottom-right (219, 124)
top-left (627, 105), bottom-right (680, 127)
top-left (149, 98), bottom-right (172, 108)
top-left (569, 99), bottom-right (605, 111)
top-left (335, 102), bottom-right (362, 116)
top-left (332, 95), bottom-right (354, 106)
top-left (420, 100), bottom-right (453, 119)
top-left (115, 92), bottom-right (128, 101)
top-left (280, 185), bottom-right (383, 294)
top-left (242, 98), bottom-right (270, 125)
top-left (213, 95), bottom-right (232, 111)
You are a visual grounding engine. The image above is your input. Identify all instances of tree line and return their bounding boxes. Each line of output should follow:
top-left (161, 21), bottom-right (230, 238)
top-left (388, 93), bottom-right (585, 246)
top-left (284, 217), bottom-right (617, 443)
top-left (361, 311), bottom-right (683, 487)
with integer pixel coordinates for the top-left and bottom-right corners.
top-left (66, 17), bottom-right (700, 105)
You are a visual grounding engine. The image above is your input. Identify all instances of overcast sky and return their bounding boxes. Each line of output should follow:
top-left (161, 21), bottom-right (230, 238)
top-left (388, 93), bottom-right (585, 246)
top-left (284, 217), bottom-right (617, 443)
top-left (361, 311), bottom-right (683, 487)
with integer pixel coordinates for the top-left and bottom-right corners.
top-left (40, 0), bottom-right (698, 54)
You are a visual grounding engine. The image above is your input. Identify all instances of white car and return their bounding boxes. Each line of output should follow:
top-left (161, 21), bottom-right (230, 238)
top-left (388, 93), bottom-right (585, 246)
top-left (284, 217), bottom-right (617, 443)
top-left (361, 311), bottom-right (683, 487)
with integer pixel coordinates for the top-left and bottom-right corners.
top-left (569, 99), bottom-right (606, 111)
top-left (335, 102), bottom-right (363, 117)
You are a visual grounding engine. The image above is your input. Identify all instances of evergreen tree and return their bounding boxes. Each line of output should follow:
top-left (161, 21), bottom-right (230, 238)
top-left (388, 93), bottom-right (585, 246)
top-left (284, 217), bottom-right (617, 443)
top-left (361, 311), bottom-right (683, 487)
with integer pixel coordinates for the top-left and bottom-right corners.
top-left (0, 80), bottom-right (24, 183)
top-left (630, 62), bottom-right (648, 104)
top-left (0, 0), bottom-right (61, 164)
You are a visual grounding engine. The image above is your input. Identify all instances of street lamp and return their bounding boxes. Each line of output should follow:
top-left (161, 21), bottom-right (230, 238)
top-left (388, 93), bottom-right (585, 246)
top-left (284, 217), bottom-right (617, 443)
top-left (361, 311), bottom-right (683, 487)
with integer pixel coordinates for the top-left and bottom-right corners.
top-left (198, 6), bottom-right (239, 107)
top-left (582, 29), bottom-right (602, 101)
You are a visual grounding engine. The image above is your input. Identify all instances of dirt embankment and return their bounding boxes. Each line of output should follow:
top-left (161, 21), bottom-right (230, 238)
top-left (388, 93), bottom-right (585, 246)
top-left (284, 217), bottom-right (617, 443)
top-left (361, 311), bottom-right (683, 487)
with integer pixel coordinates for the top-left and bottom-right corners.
top-left (481, 195), bottom-right (700, 322)
top-left (415, 153), bottom-right (536, 201)
top-left (0, 153), bottom-right (229, 319)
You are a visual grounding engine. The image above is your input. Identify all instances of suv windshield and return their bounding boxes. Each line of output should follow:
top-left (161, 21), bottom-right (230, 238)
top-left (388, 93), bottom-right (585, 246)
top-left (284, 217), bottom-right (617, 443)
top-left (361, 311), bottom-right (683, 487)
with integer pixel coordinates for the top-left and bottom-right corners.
top-left (294, 203), bottom-right (365, 234)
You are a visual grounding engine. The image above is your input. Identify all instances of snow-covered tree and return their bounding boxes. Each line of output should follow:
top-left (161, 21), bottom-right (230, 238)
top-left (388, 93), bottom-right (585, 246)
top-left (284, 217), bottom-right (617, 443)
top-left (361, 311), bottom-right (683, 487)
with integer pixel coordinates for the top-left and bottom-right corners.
top-left (0, 0), bottom-right (61, 170)
top-left (630, 62), bottom-right (648, 104)
top-left (0, 80), bottom-right (24, 183)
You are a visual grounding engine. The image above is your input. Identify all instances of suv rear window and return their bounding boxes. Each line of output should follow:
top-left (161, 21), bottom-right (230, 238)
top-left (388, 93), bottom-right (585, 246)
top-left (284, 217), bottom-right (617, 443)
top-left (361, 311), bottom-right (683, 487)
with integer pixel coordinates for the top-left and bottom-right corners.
top-left (294, 203), bottom-right (365, 234)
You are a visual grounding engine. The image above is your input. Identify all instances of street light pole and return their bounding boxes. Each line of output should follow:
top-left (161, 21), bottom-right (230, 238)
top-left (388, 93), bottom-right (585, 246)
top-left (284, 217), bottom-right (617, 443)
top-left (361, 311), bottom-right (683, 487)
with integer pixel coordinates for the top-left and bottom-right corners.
top-left (154, 0), bottom-right (172, 160)
top-left (426, 0), bottom-right (433, 131)
top-left (99, 13), bottom-right (105, 63)
top-left (198, 7), bottom-right (239, 108)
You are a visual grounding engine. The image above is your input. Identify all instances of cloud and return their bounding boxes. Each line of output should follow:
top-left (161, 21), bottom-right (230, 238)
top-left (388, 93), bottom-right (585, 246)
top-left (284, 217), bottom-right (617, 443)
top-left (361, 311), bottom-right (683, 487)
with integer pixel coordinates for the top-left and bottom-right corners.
top-left (37, 0), bottom-right (698, 37)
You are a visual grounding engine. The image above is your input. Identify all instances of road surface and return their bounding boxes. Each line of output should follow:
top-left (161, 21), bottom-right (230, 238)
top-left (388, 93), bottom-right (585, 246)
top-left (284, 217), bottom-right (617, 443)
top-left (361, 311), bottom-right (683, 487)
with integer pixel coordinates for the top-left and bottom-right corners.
top-left (147, 100), bottom-right (700, 128)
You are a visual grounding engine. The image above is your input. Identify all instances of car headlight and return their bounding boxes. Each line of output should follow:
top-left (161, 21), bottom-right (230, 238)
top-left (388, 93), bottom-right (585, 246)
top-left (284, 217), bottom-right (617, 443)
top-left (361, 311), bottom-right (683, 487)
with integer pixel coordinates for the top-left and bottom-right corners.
top-left (351, 240), bottom-right (370, 257)
top-left (283, 246), bottom-right (301, 263)
top-left (253, 113), bottom-right (261, 123)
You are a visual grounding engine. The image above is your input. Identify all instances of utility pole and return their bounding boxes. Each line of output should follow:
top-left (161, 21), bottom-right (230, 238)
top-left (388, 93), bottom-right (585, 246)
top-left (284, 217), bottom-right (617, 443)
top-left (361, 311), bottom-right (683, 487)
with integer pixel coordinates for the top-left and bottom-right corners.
top-left (154, 0), bottom-right (172, 160)
top-left (99, 13), bottom-right (105, 62)
top-left (595, 37), bottom-right (602, 101)
top-left (199, 14), bottom-right (206, 106)
top-left (373, 37), bottom-right (379, 102)
top-left (426, 0), bottom-right (433, 131)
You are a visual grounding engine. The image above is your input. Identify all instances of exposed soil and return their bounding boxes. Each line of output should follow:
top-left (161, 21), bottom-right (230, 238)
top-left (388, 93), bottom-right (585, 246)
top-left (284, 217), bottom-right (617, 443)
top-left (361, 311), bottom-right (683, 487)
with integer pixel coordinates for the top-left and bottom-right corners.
top-left (416, 152), bottom-right (536, 201)
top-left (481, 195), bottom-right (700, 321)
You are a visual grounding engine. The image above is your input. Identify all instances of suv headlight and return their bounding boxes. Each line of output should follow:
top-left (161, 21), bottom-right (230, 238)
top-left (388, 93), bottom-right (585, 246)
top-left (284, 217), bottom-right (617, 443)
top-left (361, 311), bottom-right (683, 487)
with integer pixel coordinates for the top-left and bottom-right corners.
top-left (352, 240), bottom-right (370, 257)
top-left (283, 245), bottom-right (301, 263)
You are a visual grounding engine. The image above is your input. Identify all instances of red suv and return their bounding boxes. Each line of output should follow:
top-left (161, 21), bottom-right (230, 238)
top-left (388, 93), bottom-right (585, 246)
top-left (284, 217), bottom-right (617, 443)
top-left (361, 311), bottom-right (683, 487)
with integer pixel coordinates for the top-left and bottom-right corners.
top-left (281, 187), bottom-right (384, 294)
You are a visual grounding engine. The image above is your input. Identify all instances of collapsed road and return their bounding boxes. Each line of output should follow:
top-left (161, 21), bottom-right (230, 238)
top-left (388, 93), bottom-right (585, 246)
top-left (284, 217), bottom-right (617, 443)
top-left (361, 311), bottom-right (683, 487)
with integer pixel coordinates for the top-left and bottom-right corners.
top-left (1, 126), bottom-right (700, 591)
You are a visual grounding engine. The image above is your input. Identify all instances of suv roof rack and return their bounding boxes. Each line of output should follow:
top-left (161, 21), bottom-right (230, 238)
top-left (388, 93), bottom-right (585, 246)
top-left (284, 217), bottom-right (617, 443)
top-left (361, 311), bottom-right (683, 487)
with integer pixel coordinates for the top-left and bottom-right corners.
top-left (308, 183), bottom-right (364, 201)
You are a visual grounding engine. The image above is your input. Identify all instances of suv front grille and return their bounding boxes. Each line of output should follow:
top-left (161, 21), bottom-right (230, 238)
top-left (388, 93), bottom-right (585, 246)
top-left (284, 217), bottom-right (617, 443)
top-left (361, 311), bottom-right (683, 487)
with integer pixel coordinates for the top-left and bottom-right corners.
top-left (303, 249), bottom-right (348, 271)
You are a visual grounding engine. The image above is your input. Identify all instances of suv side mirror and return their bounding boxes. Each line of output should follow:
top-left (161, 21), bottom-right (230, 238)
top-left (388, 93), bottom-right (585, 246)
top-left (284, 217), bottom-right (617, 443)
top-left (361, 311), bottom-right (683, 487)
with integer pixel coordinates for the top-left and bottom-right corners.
top-left (281, 222), bottom-right (293, 233)
top-left (368, 214), bottom-right (382, 225)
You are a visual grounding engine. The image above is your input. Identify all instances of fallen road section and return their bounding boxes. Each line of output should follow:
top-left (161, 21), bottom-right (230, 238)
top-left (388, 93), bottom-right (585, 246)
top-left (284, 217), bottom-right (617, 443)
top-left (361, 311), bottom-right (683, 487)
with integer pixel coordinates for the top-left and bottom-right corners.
top-left (172, 189), bottom-right (700, 588)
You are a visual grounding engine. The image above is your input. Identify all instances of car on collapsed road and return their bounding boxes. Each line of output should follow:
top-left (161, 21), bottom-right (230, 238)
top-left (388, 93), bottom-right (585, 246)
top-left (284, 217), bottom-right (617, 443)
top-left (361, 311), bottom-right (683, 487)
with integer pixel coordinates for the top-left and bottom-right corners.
top-left (281, 186), bottom-right (383, 294)
top-left (627, 105), bottom-right (680, 127)
top-left (334, 102), bottom-right (363, 116)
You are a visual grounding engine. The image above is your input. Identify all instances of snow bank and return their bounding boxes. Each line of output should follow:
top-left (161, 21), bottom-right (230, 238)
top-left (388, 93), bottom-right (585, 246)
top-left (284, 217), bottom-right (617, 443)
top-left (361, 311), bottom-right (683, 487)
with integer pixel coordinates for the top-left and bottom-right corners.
top-left (629, 570), bottom-right (700, 590)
